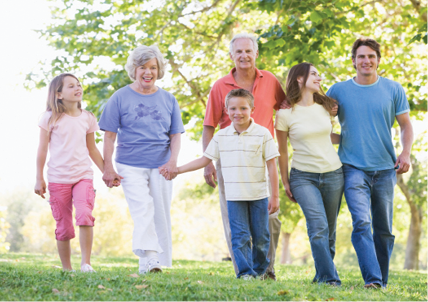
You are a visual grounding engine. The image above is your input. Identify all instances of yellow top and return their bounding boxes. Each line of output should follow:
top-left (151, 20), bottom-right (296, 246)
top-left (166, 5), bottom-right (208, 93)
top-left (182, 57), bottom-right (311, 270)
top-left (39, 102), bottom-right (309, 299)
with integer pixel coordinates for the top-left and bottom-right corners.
top-left (275, 104), bottom-right (342, 173)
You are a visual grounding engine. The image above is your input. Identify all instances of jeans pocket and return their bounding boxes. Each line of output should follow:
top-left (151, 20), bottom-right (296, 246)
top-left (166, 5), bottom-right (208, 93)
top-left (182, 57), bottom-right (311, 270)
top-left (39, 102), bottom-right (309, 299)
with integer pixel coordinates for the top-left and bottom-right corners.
top-left (49, 197), bottom-right (62, 221)
top-left (86, 186), bottom-right (96, 210)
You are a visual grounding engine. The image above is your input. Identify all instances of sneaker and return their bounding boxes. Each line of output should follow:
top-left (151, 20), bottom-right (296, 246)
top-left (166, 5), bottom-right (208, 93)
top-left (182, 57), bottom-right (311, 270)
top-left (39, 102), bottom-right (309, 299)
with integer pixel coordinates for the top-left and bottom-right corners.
top-left (147, 258), bottom-right (162, 273)
top-left (240, 274), bottom-right (255, 280)
top-left (81, 264), bottom-right (96, 273)
top-left (364, 283), bottom-right (381, 289)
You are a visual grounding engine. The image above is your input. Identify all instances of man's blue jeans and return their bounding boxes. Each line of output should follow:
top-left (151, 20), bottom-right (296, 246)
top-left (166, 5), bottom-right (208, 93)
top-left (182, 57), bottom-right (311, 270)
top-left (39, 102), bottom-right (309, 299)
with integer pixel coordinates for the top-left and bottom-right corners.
top-left (227, 198), bottom-right (270, 278)
top-left (343, 164), bottom-right (396, 287)
top-left (289, 167), bottom-right (344, 285)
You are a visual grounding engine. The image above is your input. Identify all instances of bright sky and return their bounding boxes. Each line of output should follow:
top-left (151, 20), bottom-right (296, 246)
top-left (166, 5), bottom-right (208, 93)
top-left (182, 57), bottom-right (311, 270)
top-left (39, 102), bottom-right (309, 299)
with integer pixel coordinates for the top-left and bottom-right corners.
top-left (0, 0), bottom-right (201, 196)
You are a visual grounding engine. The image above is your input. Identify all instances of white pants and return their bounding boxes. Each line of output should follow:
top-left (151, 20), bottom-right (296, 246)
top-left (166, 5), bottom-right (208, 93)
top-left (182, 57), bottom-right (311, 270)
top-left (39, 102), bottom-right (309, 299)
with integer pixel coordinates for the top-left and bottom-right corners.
top-left (116, 162), bottom-right (173, 267)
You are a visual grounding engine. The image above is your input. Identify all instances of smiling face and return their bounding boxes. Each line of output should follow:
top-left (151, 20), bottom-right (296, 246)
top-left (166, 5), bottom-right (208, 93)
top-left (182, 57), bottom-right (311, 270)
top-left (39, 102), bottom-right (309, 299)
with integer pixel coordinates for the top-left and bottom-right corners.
top-left (135, 57), bottom-right (158, 90)
top-left (57, 76), bottom-right (83, 103)
top-left (229, 38), bottom-right (259, 70)
top-left (352, 45), bottom-right (380, 77)
top-left (298, 66), bottom-right (322, 93)
top-left (226, 96), bottom-right (255, 128)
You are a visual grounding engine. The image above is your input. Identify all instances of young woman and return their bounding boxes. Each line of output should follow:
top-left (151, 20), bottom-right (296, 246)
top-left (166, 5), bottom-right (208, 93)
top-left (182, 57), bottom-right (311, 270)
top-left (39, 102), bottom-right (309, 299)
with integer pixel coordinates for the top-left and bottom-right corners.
top-left (275, 63), bottom-right (343, 285)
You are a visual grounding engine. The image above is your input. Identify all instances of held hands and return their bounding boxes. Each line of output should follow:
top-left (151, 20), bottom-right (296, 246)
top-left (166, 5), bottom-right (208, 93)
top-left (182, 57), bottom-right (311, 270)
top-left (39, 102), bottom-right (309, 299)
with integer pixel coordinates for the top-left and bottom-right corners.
top-left (395, 151), bottom-right (411, 174)
top-left (34, 178), bottom-right (47, 199)
top-left (159, 160), bottom-right (178, 180)
top-left (268, 196), bottom-right (280, 215)
top-left (102, 168), bottom-right (124, 188)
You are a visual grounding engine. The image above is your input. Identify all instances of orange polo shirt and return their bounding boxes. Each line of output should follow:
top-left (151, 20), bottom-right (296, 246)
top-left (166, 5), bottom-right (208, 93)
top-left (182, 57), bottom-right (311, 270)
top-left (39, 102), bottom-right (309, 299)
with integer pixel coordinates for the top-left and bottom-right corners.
top-left (204, 67), bottom-right (286, 137)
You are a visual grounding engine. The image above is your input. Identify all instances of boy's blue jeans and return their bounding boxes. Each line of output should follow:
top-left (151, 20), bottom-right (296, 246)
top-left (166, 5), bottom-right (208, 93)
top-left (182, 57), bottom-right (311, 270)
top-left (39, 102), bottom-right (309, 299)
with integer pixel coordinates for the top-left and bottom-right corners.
top-left (289, 167), bottom-right (343, 285)
top-left (227, 198), bottom-right (270, 278)
top-left (343, 164), bottom-right (396, 287)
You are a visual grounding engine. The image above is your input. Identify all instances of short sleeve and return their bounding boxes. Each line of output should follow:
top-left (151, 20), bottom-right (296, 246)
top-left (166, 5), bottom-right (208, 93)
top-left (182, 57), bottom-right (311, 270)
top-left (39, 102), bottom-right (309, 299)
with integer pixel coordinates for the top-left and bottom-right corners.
top-left (394, 84), bottom-right (410, 116)
top-left (87, 112), bottom-right (100, 134)
top-left (99, 93), bottom-right (121, 133)
top-left (169, 96), bottom-right (185, 134)
top-left (203, 134), bottom-right (220, 161)
top-left (38, 112), bottom-right (51, 131)
top-left (274, 109), bottom-right (289, 132)
top-left (274, 78), bottom-right (286, 111)
top-left (204, 81), bottom-right (225, 128)
top-left (263, 130), bottom-right (280, 161)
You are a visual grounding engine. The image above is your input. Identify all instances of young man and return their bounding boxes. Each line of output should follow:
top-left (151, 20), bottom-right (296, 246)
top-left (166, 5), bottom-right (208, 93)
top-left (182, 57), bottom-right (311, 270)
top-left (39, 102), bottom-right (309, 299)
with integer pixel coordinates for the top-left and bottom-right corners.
top-left (161, 89), bottom-right (280, 279)
top-left (203, 32), bottom-right (285, 279)
top-left (327, 38), bottom-right (414, 288)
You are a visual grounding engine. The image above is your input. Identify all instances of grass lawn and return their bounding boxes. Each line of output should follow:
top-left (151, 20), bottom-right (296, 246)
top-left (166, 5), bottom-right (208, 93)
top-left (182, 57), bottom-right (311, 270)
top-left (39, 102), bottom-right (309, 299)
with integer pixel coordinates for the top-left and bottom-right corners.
top-left (0, 253), bottom-right (426, 301)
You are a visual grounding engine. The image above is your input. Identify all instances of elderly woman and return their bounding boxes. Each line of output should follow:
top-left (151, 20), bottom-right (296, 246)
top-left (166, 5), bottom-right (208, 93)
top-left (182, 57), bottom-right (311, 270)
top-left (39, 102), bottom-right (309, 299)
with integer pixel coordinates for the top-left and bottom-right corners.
top-left (99, 45), bottom-right (184, 274)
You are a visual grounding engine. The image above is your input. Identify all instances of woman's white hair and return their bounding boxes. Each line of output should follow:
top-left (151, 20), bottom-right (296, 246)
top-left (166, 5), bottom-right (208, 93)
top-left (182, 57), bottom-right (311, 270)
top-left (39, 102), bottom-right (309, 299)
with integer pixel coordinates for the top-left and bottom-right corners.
top-left (125, 45), bottom-right (166, 81)
top-left (229, 33), bottom-right (259, 54)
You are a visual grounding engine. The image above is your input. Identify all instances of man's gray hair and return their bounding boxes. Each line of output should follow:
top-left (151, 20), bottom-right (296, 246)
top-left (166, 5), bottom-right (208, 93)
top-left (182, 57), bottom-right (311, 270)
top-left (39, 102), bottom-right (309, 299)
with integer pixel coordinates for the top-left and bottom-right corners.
top-left (125, 45), bottom-right (166, 81)
top-left (229, 33), bottom-right (259, 54)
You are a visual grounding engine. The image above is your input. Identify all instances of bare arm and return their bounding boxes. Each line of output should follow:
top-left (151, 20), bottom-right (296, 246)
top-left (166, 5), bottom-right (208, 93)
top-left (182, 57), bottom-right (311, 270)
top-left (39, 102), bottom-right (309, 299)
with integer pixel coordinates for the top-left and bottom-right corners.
top-left (330, 133), bottom-right (341, 144)
top-left (158, 133), bottom-right (182, 180)
top-left (202, 125), bottom-right (217, 188)
top-left (276, 129), bottom-right (295, 202)
top-left (178, 156), bottom-right (212, 174)
top-left (103, 131), bottom-right (123, 187)
top-left (34, 128), bottom-right (49, 199)
top-left (266, 158), bottom-right (280, 214)
top-left (395, 113), bottom-right (414, 174)
top-left (86, 132), bottom-right (104, 173)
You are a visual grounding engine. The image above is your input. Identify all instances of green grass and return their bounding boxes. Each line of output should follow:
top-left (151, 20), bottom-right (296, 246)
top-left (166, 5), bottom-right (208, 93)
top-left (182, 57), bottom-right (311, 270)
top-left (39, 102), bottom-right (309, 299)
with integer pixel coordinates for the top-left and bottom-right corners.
top-left (0, 253), bottom-right (426, 301)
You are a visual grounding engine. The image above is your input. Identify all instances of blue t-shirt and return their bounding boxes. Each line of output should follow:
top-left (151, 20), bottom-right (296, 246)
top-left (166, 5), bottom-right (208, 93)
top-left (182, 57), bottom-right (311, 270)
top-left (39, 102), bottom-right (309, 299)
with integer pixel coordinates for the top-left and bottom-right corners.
top-left (99, 86), bottom-right (185, 169)
top-left (326, 76), bottom-right (410, 171)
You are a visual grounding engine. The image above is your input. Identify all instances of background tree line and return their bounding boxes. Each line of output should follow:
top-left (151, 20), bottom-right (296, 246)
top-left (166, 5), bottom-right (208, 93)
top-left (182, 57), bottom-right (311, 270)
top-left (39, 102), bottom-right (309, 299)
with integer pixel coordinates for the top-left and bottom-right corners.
top-left (22, 0), bottom-right (427, 270)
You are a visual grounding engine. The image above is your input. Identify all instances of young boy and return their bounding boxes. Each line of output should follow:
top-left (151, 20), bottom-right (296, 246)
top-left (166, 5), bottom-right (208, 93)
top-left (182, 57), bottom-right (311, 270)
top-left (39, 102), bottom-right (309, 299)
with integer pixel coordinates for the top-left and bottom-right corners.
top-left (160, 89), bottom-right (280, 279)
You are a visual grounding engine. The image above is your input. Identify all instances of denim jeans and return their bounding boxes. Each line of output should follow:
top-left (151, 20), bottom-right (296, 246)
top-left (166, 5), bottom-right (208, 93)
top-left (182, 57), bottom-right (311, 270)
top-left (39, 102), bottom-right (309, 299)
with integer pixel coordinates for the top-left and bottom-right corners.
top-left (289, 167), bottom-right (344, 284)
top-left (227, 198), bottom-right (270, 278)
top-left (343, 164), bottom-right (396, 287)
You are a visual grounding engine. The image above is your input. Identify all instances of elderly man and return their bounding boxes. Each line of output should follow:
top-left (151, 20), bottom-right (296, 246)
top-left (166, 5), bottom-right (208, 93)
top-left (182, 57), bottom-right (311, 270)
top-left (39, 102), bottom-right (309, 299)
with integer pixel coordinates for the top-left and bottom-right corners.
top-left (203, 33), bottom-right (286, 280)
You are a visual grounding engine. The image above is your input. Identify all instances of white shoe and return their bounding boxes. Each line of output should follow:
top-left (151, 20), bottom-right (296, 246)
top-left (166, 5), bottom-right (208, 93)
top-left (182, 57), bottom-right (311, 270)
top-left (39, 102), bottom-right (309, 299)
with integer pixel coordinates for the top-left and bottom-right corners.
top-left (140, 258), bottom-right (162, 274)
top-left (240, 274), bottom-right (255, 280)
top-left (81, 264), bottom-right (96, 273)
top-left (148, 258), bottom-right (162, 273)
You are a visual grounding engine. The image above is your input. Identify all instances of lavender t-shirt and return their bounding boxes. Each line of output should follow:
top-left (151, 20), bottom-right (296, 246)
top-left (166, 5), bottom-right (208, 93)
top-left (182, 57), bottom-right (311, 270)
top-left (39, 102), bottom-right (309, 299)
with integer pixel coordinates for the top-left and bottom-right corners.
top-left (99, 86), bottom-right (185, 169)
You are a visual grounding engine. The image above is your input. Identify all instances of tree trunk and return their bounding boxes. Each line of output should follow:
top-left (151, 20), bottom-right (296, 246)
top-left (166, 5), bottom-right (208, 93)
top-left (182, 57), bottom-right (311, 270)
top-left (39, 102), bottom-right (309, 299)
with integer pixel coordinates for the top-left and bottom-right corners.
top-left (280, 231), bottom-right (292, 264)
top-left (396, 173), bottom-right (422, 270)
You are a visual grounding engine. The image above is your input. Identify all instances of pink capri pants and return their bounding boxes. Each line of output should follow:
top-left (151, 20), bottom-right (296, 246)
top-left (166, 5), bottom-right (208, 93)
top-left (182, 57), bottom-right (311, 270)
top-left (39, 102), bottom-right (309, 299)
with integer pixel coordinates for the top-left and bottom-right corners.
top-left (48, 179), bottom-right (96, 241)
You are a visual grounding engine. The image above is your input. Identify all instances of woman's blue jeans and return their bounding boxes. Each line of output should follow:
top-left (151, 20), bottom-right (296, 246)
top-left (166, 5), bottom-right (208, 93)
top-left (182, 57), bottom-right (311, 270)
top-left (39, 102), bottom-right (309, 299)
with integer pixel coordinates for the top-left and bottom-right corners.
top-left (227, 198), bottom-right (270, 278)
top-left (343, 164), bottom-right (396, 288)
top-left (290, 167), bottom-right (344, 284)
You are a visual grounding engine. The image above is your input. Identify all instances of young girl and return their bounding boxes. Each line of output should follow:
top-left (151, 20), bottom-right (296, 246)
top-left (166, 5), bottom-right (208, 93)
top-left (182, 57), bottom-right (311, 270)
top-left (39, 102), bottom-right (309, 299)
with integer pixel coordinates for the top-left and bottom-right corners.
top-left (34, 73), bottom-right (109, 272)
top-left (275, 63), bottom-right (343, 285)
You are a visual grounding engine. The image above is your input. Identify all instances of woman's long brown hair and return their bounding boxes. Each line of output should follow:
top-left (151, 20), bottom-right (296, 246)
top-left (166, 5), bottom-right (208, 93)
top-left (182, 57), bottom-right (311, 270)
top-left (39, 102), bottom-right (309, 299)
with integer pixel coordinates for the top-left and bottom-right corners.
top-left (286, 62), bottom-right (337, 115)
top-left (46, 73), bottom-right (82, 137)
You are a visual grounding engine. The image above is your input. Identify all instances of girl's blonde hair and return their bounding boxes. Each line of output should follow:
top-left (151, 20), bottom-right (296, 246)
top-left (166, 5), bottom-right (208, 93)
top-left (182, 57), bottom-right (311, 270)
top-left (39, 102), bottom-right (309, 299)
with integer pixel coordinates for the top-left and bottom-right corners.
top-left (46, 73), bottom-right (81, 136)
top-left (286, 62), bottom-right (337, 115)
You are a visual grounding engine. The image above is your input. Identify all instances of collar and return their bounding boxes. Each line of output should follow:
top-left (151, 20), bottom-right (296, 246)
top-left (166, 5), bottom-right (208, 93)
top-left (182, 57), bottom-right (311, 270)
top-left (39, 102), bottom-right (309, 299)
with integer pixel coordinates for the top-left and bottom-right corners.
top-left (230, 118), bottom-right (256, 135)
top-left (224, 68), bottom-right (263, 86)
top-left (351, 75), bottom-right (380, 87)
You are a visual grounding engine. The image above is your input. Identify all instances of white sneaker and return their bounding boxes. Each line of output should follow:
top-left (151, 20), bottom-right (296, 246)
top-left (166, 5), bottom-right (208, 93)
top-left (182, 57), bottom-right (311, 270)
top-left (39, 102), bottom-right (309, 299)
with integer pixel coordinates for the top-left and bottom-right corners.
top-left (81, 264), bottom-right (96, 273)
top-left (146, 258), bottom-right (162, 273)
top-left (240, 274), bottom-right (255, 280)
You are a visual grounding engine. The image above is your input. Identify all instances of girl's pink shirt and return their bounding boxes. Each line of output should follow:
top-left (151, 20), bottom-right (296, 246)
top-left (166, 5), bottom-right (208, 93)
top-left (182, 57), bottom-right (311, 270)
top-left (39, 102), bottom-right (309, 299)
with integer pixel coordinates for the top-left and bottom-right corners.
top-left (39, 110), bottom-right (99, 184)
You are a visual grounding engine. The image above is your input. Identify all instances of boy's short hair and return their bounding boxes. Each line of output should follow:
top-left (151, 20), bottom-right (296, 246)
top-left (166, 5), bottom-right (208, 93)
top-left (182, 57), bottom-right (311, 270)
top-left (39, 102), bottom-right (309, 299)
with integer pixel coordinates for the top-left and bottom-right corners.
top-left (225, 89), bottom-right (255, 108)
